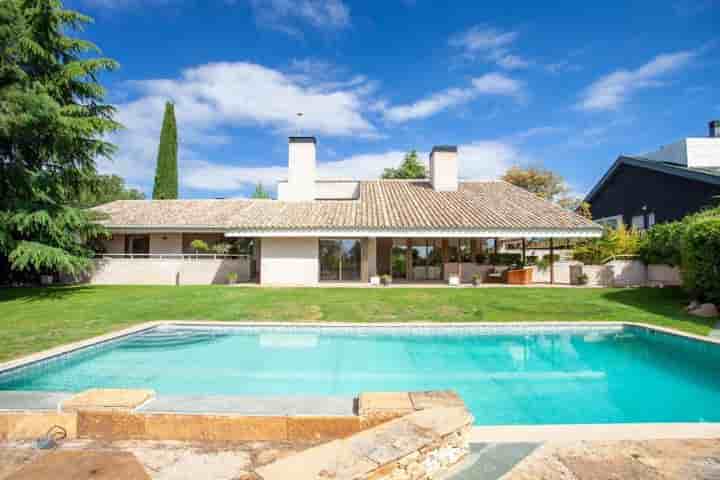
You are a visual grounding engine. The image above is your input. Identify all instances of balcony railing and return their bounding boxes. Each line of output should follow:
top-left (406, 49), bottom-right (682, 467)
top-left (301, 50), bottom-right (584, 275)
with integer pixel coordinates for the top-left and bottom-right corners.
top-left (95, 253), bottom-right (252, 260)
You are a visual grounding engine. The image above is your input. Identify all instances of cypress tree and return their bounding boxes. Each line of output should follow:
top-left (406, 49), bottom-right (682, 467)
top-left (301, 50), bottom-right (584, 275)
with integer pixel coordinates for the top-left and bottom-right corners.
top-left (152, 102), bottom-right (178, 199)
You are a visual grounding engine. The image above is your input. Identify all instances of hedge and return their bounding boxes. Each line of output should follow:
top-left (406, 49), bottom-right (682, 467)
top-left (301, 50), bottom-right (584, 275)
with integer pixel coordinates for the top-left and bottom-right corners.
top-left (682, 217), bottom-right (720, 304)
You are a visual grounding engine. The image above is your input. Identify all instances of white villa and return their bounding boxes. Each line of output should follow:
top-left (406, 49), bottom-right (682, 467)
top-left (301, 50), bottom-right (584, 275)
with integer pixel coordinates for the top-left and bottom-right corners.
top-left (92, 137), bottom-right (602, 286)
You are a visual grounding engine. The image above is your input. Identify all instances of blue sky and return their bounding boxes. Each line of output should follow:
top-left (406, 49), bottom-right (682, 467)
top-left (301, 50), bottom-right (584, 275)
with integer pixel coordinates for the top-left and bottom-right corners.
top-left (67, 0), bottom-right (720, 199)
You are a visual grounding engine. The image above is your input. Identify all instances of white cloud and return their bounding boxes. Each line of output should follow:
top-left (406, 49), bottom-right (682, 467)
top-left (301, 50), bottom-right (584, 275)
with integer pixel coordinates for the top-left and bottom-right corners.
top-left (248, 0), bottom-right (350, 35)
top-left (179, 140), bottom-right (525, 193)
top-left (449, 25), bottom-right (531, 70)
top-left (98, 61), bottom-right (378, 190)
top-left (577, 50), bottom-right (696, 111)
top-left (382, 73), bottom-right (524, 123)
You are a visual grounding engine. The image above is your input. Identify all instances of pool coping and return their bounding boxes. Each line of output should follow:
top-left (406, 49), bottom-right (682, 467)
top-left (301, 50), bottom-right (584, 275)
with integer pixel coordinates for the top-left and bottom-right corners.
top-left (1, 320), bottom-right (719, 443)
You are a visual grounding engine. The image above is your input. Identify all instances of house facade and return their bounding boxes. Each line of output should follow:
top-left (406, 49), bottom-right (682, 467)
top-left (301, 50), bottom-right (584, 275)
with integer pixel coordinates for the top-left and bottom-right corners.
top-left (92, 137), bottom-right (601, 286)
top-left (586, 121), bottom-right (720, 230)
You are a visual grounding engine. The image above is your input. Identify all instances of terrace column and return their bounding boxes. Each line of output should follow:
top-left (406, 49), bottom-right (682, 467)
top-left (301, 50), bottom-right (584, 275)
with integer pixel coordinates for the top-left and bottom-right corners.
top-left (441, 239), bottom-right (449, 280)
top-left (406, 238), bottom-right (413, 281)
top-left (367, 238), bottom-right (377, 279)
top-left (549, 238), bottom-right (555, 284)
top-left (522, 239), bottom-right (527, 265)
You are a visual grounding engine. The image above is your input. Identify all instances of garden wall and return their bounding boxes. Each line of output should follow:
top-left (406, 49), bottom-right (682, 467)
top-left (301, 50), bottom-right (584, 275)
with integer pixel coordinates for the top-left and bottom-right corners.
top-left (581, 260), bottom-right (681, 287)
top-left (90, 258), bottom-right (251, 285)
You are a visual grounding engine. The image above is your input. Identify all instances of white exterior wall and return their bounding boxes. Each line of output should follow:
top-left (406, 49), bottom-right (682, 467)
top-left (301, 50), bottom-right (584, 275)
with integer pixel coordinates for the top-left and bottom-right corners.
top-left (642, 137), bottom-right (720, 168)
top-left (149, 233), bottom-right (183, 254)
top-left (430, 149), bottom-right (458, 191)
top-left (315, 181), bottom-right (359, 200)
top-left (260, 237), bottom-right (319, 285)
top-left (686, 138), bottom-right (720, 168)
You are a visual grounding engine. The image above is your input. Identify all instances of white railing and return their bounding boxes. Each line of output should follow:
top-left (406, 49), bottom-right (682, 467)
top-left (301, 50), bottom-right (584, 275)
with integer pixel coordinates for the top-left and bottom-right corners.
top-left (96, 253), bottom-right (252, 260)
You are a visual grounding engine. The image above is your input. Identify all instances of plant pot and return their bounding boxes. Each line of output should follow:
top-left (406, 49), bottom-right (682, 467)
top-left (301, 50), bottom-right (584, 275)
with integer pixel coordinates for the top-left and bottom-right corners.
top-left (369, 275), bottom-right (381, 286)
top-left (448, 275), bottom-right (460, 286)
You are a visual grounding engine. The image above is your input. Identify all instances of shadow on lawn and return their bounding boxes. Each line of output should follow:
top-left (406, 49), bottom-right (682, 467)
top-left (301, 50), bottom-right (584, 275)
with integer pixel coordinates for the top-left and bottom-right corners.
top-left (601, 287), bottom-right (716, 331)
top-left (0, 285), bottom-right (94, 303)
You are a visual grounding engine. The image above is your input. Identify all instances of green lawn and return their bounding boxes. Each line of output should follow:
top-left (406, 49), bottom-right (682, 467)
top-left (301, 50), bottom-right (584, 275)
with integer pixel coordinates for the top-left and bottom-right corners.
top-left (0, 285), bottom-right (713, 363)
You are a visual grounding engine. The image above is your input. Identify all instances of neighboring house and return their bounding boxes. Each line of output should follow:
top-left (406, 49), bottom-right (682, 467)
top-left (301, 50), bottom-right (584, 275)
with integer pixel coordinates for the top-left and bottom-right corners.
top-left (92, 137), bottom-right (601, 286)
top-left (586, 120), bottom-right (720, 230)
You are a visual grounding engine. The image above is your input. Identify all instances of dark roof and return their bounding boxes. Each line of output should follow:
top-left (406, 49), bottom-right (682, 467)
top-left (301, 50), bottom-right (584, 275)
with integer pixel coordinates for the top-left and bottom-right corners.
top-left (585, 156), bottom-right (720, 204)
top-left (93, 180), bottom-right (600, 233)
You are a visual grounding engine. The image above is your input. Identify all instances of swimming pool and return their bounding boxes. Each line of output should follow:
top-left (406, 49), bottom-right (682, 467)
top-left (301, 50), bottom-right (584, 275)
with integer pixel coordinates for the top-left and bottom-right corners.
top-left (1, 324), bottom-right (719, 425)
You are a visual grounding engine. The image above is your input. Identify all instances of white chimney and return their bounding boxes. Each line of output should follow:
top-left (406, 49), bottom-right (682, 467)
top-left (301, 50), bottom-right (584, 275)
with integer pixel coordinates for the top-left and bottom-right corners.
top-left (280, 136), bottom-right (316, 201)
top-left (710, 120), bottom-right (720, 139)
top-left (429, 145), bottom-right (458, 191)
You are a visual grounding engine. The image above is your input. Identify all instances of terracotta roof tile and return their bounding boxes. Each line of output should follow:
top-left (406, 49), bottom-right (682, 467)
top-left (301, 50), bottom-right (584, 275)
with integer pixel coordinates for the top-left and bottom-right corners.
top-left (92, 180), bottom-right (600, 232)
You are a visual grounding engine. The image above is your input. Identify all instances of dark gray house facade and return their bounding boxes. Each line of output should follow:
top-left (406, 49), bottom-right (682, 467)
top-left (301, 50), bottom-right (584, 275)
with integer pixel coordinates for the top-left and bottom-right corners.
top-left (585, 122), bottom-right (720, 229)
top-left (585, 157), bottom-right (720, 229)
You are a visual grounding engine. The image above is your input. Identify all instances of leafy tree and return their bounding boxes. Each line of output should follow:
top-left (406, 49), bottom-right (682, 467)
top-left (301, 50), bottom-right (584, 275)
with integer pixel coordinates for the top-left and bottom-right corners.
top-left (556, 197), bottom-right (592, 219)
top-left (382, 151), bottom-right (426, 179)
top-left (152, 102), bottom-right (178, 199)
top-left (0, 0), bottom-right (120, 280)
top-left (251, 182), bottom-right (271, 199)
top-left (502, 166), bottom-right (568, 201)
top-left (75, 174), bottom-right (144, 208)
top-left (572, 224), bottom-right (641, 265)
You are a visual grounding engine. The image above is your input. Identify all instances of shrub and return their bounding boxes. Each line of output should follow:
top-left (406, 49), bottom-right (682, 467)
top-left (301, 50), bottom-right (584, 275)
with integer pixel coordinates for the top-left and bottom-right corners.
top-left (638, 221), bottom-right (684, 266)
top-left (681, 217), bottom-right (720, 303)
top-left (380, 274), bottom-right (392, 286)
top-left (226, 271), bottom-right (238, 284)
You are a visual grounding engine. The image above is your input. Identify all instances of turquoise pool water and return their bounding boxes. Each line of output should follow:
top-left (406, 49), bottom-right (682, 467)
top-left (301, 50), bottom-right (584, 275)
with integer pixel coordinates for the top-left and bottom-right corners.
top-left (1, 325), bottom-right (719, 425)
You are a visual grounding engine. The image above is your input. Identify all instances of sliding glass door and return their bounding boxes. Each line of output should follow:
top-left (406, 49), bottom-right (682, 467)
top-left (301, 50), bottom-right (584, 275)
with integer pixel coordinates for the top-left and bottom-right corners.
top-left (319, 239), bottom-right (362, 282)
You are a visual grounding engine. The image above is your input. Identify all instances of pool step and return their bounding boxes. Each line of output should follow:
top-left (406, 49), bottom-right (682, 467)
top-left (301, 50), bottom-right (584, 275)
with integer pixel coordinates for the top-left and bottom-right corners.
top-left (138, 394), bottom-right (356, 416)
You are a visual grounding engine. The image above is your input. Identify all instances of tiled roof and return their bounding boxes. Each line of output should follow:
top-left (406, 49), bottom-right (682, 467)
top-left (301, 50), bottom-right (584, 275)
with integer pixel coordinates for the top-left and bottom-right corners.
top-left (93, 180), bottom-right (600, 232)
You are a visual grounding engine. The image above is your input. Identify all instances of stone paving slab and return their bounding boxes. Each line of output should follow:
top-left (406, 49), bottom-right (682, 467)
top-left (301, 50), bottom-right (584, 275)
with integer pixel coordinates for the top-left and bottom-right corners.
top-left (0, 392), bottom-right (72, 411)
top-left (4, 450), bottom-right (150, 480)
top-left (138, 394), bottom-right (355, 416)
top-left (439, 443), bottom-right (539, 480)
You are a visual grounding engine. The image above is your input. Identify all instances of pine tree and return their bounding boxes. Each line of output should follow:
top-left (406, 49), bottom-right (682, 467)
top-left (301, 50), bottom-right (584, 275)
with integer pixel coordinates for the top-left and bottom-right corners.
top-left (381, 151), bottom-right (426, 179)
top-left (152, 102), bottom-right (178, 199)
top-left (0, 0), bottom-right (120, 281)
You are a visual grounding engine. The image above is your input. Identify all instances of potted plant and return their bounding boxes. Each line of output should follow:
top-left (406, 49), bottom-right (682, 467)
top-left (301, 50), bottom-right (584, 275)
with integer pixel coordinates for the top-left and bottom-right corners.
top-left (472, 274), bottom-right (482, 287)
top-left (190, 239), bottom-right (209, 258)
top-left (226, 272), bottom-right (239, 285)
top-left (380, 274), bottom-right (392, 287)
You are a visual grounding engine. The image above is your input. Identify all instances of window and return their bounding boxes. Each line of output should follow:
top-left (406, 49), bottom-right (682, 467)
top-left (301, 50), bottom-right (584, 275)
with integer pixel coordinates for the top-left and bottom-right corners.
top-left (595, 215), bottom-right (623, 229)
top-left (631, 215), bottom-right (645, 230)
top-left (647, 212), bottom-right (656, 228)
top-left (319, 239), bottom-right (362, 281)
top-left (448, 239), bottom-right (473, 263)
